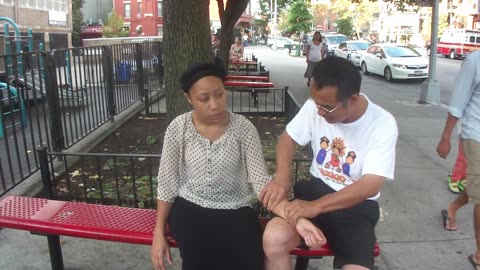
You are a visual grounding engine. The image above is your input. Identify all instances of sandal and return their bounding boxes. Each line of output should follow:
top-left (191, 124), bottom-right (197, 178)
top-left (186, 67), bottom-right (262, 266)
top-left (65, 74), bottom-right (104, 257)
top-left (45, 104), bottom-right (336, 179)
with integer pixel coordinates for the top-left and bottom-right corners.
top-left (468, 255), bottom-right (480, 269)
top-left (448, 176), bottom-right (460, 194)
top-left (441, 209), bottom-right (458, 231)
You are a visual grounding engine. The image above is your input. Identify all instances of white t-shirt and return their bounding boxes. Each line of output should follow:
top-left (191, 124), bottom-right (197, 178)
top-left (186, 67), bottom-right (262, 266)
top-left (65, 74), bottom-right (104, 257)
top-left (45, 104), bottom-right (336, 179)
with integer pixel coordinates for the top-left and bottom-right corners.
top-left (286, 94), bottom-right (398, 200)
top-left (308, 42), bottom-right (323, 62)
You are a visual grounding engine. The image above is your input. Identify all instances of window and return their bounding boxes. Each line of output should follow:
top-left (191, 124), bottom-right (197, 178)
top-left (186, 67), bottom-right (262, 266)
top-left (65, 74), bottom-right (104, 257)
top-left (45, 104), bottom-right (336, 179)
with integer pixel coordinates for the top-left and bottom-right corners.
top-left (470, 36), bottom-right (475, 43)
top-left (157, 1), bottom-right (162, 17)
top-left (124, 3), bottom-right (131, 18)
top-left (476, 37), bottom-right (480, 44)
top-left (137, 1), bottom-right (142, 17)
top-left (157, 25), bottom-right (163, 38)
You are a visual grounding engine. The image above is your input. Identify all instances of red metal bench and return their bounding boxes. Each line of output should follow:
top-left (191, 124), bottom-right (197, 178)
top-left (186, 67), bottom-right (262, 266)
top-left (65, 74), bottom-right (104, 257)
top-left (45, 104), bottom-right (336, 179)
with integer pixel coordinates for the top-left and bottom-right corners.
top-left (0, 195), bottom-right (380, 270)
top-left (225, 75), bottom-right (270, 82)
top-left (225, 81), bottom-right (275, 107)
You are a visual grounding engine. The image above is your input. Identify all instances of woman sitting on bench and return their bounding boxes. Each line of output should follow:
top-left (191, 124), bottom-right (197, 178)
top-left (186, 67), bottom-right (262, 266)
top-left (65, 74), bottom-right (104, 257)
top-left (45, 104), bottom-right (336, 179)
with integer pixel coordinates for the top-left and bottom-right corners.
top-left (151, 62), bottom-right (326, 270)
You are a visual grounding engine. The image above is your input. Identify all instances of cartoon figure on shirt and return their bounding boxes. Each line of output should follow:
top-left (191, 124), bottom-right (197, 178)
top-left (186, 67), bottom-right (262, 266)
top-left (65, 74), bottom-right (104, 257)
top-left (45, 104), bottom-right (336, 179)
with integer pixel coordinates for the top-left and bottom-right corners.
top-left (342, 151), bottom-right (356, 177)
top-left (324, 137), bottom-right (346, 173)
top-left (316, 136), bottom-right (330, 164)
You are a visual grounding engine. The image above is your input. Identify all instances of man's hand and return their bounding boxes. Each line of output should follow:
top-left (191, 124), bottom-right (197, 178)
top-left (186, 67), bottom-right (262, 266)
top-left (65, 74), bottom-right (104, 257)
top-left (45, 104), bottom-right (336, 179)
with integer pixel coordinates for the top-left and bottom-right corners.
top-left (260, 177), bottom-right (290, 211)
top-left (284, 199), bottom-right (319, 226)
top-left (437, 137), bottom-right (451, 159)
top-left (296, 218), bottom-right (327, 248)
top-left (151, 234), bottom-right (173, 270)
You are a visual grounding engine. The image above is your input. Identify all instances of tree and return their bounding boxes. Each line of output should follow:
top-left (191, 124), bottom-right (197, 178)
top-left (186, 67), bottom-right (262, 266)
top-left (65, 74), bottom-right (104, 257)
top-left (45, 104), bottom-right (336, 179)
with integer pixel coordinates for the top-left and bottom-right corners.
top-left (163, 0), bottom-right (212, 119)
top-left (102, 10), bottom-right (129, 38)
top-left (286, 0), bottom-right (313, 34)
top-left (336, 17), bottom-right (354, 37)
top-left (72, 0), bottom-right (85, 47)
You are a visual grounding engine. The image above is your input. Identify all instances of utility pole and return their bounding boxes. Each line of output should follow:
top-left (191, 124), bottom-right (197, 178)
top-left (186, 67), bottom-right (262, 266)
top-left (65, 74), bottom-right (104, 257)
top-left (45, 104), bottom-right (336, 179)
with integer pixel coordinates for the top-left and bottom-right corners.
top-left (273, 0), bottom-right (278, 50)
top-left (420, 0), bottom-right (440, 104)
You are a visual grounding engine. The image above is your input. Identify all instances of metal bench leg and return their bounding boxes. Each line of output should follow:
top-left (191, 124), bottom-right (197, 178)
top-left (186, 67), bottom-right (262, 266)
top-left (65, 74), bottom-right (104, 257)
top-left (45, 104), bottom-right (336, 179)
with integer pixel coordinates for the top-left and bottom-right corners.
top-left (47, 235), bottom-right (64, 270)
top-left (294, 256), bottom-right (310, 270)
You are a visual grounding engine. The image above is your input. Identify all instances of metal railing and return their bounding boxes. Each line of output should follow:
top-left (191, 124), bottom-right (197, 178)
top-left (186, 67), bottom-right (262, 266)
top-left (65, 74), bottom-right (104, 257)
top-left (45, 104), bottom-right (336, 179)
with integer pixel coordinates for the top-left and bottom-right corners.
top-left (0, 41), bottom-right (164, 196)
top-left (37, 147), bottom-right (312, 210)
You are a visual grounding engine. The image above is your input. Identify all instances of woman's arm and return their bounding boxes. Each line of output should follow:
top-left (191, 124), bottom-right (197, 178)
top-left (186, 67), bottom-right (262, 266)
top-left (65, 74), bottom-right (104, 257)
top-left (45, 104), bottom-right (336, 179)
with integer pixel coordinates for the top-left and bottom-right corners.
top-left (151, 200), bottom-right (173, 270)
top-left (305, 45), bottom-right (310, 62)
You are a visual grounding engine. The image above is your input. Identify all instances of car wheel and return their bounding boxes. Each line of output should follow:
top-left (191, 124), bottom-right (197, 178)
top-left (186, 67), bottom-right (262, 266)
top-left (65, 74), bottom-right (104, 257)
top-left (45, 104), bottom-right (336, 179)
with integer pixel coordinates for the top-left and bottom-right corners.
top-left (361, 62), bottom-right (369, 75)
top-left (384, 66), bottom-right (393, 81)
top-left (449, 50), bottom-right (455, 59)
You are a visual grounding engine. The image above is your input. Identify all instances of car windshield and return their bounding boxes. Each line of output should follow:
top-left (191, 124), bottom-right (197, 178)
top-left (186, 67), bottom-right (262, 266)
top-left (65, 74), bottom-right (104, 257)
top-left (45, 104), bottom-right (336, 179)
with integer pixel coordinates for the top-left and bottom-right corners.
top-left (349, 42), bottom-right (369, 51)
top-left (325, 35), bottom-right (348, 45)
top-left (384, 46), bottom-right (421, 57)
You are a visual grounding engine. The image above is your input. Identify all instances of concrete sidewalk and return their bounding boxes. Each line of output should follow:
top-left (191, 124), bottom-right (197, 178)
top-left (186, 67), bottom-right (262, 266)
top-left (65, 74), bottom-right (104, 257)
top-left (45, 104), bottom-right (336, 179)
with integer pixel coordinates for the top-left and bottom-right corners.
top-left (0, 53), bottom-right (474, 269)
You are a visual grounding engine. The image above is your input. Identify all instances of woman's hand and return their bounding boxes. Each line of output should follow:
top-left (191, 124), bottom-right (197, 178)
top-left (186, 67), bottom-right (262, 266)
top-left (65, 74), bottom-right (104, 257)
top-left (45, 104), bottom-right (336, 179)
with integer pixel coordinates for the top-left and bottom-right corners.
top-left (151, 233), bottom-right (173, 270)
top-left (295, 218), bottom-right (326, 248)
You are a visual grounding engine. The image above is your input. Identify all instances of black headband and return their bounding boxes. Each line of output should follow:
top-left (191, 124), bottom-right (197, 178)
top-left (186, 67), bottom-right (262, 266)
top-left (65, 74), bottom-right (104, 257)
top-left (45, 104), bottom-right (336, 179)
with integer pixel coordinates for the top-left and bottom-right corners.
top-left (180, 61), bottom-right (226, 93)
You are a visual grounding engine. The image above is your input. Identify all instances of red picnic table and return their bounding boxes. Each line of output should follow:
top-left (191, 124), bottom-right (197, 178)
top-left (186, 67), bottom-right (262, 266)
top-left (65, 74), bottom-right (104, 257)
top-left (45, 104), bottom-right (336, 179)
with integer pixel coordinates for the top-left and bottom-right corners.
top-left (225, 75), bottom-right (270, 82)
top-left (224, 81), bottom-right (274, 107)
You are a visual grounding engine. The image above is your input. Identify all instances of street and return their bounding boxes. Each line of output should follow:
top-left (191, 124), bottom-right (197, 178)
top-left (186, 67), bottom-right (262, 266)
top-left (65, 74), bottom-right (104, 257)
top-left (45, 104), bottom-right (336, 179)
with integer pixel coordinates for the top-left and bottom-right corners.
top-left (246, 46), bottom-right (462, 106)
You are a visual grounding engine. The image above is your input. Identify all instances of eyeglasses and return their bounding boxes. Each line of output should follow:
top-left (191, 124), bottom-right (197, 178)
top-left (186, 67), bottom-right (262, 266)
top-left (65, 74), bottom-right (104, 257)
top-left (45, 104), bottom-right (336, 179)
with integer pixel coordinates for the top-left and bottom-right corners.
top-left (309, 98), bottom-right (347, 114)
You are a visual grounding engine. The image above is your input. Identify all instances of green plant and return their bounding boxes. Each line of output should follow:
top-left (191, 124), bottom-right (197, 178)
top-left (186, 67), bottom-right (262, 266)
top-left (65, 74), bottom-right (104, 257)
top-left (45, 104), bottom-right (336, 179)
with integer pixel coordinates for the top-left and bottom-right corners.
top-left (146, 136), bottom-right (157, 145)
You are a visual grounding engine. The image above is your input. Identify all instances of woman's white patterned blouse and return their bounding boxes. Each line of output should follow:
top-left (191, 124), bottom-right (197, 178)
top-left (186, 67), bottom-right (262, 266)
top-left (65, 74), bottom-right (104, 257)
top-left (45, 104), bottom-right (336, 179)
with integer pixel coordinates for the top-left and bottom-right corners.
top-left (157, 111), bottom-right (272, 209)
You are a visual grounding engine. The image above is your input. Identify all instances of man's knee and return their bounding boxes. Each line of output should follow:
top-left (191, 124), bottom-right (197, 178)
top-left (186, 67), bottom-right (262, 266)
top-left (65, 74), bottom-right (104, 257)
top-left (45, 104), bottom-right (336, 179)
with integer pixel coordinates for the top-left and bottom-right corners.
top-left (263, 217), bottom-right (300, 255)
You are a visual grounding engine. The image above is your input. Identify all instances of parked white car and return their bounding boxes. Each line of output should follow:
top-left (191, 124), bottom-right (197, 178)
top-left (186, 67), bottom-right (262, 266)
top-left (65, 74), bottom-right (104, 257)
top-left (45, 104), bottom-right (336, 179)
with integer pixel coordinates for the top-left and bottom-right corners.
top-left (323, 34), bottom-right (349, 56)
top-left (334, 40), bottom-right (370, 67)
top-left (267, 37), bottom-right (294, 49)
top-left (360, 44), bottom-right (429, 82)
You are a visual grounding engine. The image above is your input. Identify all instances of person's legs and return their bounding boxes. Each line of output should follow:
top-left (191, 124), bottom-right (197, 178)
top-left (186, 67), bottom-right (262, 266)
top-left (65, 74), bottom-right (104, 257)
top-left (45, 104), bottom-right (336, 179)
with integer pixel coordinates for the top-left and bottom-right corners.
top-left (444, 192), bottom-right (468, 230)
top-left (263, 217), bottom-right (302, 270)
top-left (463, 139), bottom-right (480, 265)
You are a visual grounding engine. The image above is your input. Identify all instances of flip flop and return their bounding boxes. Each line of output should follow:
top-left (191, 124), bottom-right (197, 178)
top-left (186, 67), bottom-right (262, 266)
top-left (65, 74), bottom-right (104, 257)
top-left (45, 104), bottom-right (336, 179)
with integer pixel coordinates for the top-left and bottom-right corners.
top-left (441, 209), bottom-right (458, 231)
top-left (468, 255), bottom-right (480, 269)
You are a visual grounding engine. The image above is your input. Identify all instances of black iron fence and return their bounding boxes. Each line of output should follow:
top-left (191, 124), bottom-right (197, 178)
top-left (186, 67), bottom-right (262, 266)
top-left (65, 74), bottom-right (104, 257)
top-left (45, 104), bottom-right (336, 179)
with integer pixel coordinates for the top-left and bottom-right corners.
top-left (37, 147), bottom-right (312, 210)
top-left (0, 41), bottom-right (163, 196)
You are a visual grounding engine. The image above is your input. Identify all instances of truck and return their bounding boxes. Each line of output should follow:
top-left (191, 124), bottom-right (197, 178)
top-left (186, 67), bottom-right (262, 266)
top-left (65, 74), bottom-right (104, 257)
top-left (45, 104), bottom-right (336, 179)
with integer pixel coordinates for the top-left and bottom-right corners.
top-left (437, 28), bottom-right (480, 59)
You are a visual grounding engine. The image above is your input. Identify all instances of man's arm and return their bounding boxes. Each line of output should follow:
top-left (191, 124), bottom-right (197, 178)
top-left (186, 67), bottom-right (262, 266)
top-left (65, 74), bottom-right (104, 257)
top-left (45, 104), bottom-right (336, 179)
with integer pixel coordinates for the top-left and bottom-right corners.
top-left (284, 174), bottom-right (384, 224)
top-left (437, 113), bottom-right (459, 159)
top-left (260, 131), bottom-right (297, 210)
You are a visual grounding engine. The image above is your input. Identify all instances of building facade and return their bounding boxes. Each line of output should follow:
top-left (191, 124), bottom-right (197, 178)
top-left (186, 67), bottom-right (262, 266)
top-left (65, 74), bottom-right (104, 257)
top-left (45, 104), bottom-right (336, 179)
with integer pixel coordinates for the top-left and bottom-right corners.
top-left (0, 0), bottom-right (72, 50)
top-left (113, 0), bottom-right (163, 37)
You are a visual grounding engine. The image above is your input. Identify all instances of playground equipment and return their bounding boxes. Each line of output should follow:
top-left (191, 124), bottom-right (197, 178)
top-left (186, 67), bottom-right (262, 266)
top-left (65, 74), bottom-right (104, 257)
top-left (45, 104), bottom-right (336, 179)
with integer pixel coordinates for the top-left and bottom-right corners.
top-left (0, 82), bottom-right (27, 138)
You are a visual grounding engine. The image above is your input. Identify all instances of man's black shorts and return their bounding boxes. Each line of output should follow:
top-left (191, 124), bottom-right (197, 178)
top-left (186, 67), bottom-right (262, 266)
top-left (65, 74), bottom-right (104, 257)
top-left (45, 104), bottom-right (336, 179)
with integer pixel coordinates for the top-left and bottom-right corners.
top-left (294, 177), bottom-right (380, 269)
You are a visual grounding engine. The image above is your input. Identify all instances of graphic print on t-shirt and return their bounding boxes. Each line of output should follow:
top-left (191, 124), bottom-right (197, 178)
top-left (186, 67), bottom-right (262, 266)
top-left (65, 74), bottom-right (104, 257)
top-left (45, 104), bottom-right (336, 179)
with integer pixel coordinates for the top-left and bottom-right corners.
top-left (315, 136), bottom-right (357, 186)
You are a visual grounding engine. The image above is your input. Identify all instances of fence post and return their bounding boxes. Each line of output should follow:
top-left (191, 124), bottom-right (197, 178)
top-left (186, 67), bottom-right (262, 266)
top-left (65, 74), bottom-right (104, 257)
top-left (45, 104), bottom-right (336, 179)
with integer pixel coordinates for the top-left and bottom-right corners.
top-left (144, 87), bottom-right (150, 115)
top-left (37, 146), bottom-right (65, 270)
top-left (102, 46), bottom-right (115, 122)
top-left (155, 41), bottom-right (164, 88)
top-left (135, 43), bottom-right (145, 99)
top-left (43, 51), bottom-right (65, 152)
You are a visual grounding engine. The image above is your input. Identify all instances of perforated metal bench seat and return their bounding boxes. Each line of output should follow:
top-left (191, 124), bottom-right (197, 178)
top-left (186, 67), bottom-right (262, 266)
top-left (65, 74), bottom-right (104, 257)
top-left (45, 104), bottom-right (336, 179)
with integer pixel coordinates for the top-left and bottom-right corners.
top-left (0, 195), bottom-right (379, 270)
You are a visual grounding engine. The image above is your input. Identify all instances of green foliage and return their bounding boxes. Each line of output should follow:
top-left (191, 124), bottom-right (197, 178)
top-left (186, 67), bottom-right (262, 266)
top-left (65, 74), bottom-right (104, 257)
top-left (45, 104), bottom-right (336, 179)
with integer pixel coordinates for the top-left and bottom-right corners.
top-left (287, 0), bottom-right (313, 34)
top-left (146, 136), bottom-right (157, 145)
top-left (103, 10), bottom-right (129, 38)
top-left (72, 0), bottom-right (85, 46)
top-left (336, 17), bottom-right (354, 37)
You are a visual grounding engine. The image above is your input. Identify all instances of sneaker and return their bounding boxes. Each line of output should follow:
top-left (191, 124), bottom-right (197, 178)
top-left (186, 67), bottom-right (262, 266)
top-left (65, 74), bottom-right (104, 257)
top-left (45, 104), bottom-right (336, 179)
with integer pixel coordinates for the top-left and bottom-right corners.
top-left (447, 175), bottom-right (460, 194)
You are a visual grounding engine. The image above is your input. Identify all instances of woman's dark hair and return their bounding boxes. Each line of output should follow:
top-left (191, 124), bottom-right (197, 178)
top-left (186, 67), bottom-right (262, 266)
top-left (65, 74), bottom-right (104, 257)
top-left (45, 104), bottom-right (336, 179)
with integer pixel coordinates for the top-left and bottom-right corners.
top-left (313, 31), bottom-right (322, 42)
top-left (179, 61), bottom-right (226, 93)
top-left (311, 57), bottom-right (361, 102)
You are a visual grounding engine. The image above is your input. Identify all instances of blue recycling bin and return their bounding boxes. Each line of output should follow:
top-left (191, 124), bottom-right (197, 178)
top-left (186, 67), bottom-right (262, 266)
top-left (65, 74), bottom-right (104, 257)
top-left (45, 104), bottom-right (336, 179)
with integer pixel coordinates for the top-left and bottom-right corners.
top-left (116, 61), bottom-right (131, 83)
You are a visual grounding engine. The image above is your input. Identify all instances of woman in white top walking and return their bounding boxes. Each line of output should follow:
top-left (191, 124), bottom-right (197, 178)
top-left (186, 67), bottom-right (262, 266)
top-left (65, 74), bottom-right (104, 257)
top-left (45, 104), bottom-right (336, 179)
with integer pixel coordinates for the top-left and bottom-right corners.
top-left (304, 31), bottom-right (326, 87)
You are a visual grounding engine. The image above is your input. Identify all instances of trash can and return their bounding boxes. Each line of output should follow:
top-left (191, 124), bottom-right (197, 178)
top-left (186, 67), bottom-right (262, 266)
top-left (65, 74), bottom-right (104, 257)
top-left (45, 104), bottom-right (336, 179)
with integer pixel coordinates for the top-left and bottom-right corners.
top-left (116, 61), bottom-right (131, 83)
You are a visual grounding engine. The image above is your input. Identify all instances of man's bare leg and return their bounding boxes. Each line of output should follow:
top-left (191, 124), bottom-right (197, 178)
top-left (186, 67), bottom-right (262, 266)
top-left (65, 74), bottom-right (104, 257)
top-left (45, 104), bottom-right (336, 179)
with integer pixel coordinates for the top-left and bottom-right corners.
top-left (263, 217), bottom-right (302, 270)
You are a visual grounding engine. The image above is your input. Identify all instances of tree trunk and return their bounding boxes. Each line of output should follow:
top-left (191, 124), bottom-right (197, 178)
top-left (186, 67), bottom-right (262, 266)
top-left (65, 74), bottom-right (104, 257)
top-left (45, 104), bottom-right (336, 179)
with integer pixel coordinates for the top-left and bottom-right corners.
top-left (217, 0), bottom-right (250, 68)
top-left (164, 0), bottom-right (212, 120)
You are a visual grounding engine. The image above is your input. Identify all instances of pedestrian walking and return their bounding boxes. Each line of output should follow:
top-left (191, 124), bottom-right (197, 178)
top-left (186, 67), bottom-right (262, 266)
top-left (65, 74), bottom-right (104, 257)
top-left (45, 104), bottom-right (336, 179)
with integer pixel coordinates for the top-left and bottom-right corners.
top-left (437, 50), bottom-right (480, 269)
top-left (304, 31), bottom-right (326, 87)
